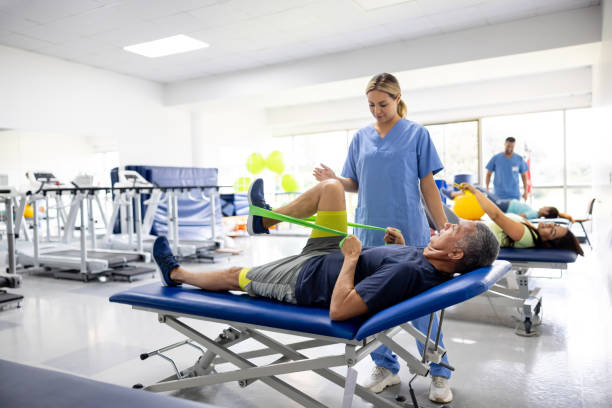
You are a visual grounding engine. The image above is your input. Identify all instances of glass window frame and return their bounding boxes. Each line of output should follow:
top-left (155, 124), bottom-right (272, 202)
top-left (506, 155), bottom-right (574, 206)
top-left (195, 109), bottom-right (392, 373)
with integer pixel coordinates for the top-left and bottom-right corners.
top-left (275, 107), bottom-right (592, 214)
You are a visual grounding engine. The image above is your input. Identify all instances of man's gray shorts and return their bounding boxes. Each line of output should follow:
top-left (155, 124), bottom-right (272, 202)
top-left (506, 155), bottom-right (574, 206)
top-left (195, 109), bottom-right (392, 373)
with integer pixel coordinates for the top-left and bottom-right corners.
top-left (243, 235), bottom-right (344, 304)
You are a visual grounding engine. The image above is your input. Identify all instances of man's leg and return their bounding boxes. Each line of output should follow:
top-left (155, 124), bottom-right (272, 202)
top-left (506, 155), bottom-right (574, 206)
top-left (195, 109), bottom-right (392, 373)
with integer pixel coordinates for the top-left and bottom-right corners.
top-left (412, 314), bottom-right (453, 403)
top-left (248, 178), bottom-right (346, 234)
top-left (153, 235), bottom-right (243, 290)
top-left (170, 265), bottom-right (243, 290)
top-left (240, 179), bottom-right (347, 304)
top-left (156, 179), bottom-right (347, 290)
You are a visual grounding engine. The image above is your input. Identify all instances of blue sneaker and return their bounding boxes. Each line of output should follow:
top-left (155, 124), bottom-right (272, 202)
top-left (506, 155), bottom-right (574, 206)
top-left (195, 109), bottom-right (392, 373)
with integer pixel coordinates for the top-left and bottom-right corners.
top-left (153, 236), bottom-right (181, 286)
top-left (247, 178), bottom-right (271, 235)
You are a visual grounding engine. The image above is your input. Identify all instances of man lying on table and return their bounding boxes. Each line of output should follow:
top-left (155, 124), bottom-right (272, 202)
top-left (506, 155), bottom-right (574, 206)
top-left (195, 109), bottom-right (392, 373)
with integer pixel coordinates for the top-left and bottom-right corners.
top-left (153, 178), bottom-right (499, 321)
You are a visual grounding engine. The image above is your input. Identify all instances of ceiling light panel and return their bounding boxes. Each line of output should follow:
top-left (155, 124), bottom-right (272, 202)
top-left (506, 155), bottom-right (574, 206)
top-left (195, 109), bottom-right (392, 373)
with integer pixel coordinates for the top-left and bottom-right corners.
top-left (123, 34), bottom-right (209, 58)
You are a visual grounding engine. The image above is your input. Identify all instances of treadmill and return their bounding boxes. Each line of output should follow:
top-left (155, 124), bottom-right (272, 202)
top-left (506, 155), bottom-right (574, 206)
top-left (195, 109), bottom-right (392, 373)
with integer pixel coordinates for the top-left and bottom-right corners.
top-left (16, 172), bottom-right (155, 282)
top-left (110, 170), bottom-right (230, 263)
top-left (0, 185), bottom-right (24, 309)
top-left (103, 170), bottom-right (197, 258)
top-left (163, 186), bottom-right (231, 263)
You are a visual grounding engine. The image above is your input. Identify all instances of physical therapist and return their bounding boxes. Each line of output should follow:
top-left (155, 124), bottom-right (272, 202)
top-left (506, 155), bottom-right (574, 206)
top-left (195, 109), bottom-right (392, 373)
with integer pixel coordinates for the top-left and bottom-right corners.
top-left (313, 73), bottom-right (452, 403)
top-left (485, 136), bottom-right (529, 200)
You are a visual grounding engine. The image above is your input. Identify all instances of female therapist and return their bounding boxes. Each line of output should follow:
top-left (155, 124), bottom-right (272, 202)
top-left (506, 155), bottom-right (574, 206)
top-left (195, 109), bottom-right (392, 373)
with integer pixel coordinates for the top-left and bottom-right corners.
top-left (313, 73), bottom-right (452, 403)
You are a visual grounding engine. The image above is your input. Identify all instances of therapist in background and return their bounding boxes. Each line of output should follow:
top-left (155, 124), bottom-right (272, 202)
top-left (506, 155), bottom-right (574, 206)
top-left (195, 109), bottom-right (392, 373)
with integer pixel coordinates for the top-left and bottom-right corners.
top-left (313, 73), bottom-right (453, 404)
top-left (485, 136), bottom-right (529, 200)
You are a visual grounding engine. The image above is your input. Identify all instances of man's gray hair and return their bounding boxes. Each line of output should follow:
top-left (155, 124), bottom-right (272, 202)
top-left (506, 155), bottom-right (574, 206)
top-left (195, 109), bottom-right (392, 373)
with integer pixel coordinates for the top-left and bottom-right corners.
top-left (455, 222), bottom-right (499, 274)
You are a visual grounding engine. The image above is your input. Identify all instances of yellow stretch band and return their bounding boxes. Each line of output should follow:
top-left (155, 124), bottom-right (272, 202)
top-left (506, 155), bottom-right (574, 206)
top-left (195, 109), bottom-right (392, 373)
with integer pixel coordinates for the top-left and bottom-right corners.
top-left (310, 210), bottom-right (347, 238)
top-left (238, 268), bottom-right (251, 291)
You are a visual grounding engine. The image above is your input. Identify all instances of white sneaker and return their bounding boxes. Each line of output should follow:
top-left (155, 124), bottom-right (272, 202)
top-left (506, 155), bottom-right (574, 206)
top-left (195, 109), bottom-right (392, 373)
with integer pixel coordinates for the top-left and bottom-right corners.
top-left (361, 366), bottom-right (401, 393)
top-left (429, 376), bottom-right (453, 403)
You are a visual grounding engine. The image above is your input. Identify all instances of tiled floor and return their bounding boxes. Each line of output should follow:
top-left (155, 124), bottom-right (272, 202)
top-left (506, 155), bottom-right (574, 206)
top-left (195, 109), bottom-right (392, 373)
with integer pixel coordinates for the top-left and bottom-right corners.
top-left (1, 235), bottom-right (611, 407)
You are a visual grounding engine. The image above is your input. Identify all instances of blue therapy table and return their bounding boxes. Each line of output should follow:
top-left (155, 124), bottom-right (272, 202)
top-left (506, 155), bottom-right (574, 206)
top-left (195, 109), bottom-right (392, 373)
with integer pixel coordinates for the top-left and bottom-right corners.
top-left (490, 248), bottom-right (578, 334)
top-left (110, 261), bottom-right (511, 407)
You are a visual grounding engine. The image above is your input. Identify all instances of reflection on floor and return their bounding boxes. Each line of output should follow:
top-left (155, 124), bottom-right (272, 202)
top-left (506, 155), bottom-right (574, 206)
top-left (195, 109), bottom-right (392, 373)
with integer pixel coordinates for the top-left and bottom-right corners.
top-left (1, 235), bottom-right (611, 408)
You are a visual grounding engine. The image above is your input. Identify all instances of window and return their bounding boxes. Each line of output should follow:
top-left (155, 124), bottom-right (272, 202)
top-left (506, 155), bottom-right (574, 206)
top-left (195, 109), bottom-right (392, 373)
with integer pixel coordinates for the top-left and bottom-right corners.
top-left (288, 130), bottom-right (350, 192)
top-left (256, 129), bottom-right (356, 220)
top-left (264, 107), bottom-right (595, 217)
top-left (566, 187), bottom-right (592, 219)
top-left (482, 111), bottom-right (564, 211)
top-left (482, 111), bottom-right (564, 188)
top-left (426, 121), bottom-right (479, 182)
top-left (566, 109), bottom-right (594, 186)
top-left (482, 109), bottom-right (594, 213)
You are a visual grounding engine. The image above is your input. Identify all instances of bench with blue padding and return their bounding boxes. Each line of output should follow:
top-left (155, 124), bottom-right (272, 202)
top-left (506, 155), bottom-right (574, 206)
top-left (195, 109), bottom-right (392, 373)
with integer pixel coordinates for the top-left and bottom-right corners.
top-left (109, 261), bottom-right (511, 407)
top-left (0, 359), bottom-right (220, 408)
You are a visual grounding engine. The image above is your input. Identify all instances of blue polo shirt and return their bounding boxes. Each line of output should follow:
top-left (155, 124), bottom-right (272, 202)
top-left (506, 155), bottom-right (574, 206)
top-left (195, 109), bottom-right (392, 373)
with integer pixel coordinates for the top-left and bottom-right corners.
top-left (485, 153), bottom-right (528, 200)
top-left (294, 245), bottom-right (451, 315)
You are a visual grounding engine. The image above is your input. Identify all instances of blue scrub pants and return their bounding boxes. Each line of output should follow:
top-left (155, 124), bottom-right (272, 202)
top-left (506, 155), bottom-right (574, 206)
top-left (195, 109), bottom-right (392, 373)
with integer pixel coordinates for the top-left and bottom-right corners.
top-left (370, 313), bottom-right (451, 378)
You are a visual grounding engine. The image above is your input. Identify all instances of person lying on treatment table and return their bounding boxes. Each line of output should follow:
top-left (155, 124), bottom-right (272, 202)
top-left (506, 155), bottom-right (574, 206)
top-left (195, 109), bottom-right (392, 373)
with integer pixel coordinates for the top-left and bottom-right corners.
top-left (444, 185), bottom-right (574, 222)
top-left (153, 178), bottom-right (499, 321)
top-left (459, 183), bottom-right (583, 256)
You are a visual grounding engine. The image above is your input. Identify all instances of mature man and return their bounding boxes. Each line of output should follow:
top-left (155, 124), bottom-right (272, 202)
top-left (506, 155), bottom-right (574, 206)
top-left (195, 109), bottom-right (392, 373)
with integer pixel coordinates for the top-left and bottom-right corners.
top-left (485, 137), bottom-right (529, 200)
top-left (153, 177), bottom-right (499, 324)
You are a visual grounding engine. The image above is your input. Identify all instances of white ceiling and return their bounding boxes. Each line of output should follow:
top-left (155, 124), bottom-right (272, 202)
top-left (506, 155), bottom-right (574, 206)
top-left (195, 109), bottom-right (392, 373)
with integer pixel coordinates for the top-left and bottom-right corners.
top-left (0, 0), bottom-right (601, 83)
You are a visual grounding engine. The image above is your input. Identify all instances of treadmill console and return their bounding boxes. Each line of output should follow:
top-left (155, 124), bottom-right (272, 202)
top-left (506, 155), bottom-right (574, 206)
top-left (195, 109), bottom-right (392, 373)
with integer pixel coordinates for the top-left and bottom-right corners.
top-left (27, 171), bottom-right (65, 189)
top-left (34, 172), bottom-right (59, 183)
top-left (117, 170), bottom-right (152, 187)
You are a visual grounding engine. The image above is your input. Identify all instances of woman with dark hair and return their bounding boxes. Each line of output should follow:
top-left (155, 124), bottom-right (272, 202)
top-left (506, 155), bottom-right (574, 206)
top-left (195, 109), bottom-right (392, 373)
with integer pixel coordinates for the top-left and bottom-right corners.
top-left (460, 183), bottom-right (584, 255)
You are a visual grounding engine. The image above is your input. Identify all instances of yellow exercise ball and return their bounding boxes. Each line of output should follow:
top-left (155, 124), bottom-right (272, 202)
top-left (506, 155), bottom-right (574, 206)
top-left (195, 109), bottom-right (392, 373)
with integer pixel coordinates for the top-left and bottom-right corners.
top-left (24, 203), bottom-right (33, 219)
top-left (234, 176), bottom-right (251, 192)
top-left (265, 150), bottom-right (285, 175)
top-left (246, 153), bottom-right (265, 174)
top-left (453, 191), bottom-right (484, 220)
top-left (281, 174), bottom-right (299, 193)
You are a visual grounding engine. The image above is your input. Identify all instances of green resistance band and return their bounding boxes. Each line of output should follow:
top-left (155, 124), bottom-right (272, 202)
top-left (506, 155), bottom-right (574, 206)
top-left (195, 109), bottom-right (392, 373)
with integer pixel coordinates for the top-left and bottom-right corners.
top-left (249, 205), bottom-right (400, 247)
top-left (249, 205), bottom-right (348, 237)
top-left (302, 216), bottom-right (392, 233)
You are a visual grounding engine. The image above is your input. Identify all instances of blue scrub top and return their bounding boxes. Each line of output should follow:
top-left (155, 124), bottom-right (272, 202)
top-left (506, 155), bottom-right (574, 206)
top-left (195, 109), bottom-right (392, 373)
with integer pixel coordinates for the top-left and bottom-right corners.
top-left (485, 153), bottom-right (528, 200)
top-left (341, 119), bottom-right (443, 248)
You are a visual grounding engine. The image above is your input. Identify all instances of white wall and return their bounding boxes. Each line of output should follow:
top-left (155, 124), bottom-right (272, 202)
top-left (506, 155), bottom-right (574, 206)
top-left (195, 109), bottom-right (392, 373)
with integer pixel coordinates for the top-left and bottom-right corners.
top-left (190, 108), bottom-right (275, 186)
top-left (0, 44), bottom-right (191, 183)
top-left (592, 0), bottom-right (612, 254)
top-left (0, 130), bottom-right (110, 187)
top-left (594, 0), bottom-right (612, 106)
top-left (267, 67), bottom-right (592, 136)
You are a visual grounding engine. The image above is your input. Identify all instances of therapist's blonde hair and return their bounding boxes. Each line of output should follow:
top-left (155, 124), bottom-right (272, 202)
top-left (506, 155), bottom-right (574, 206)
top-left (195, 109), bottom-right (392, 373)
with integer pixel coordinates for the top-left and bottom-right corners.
top-left (366, 73), bottom-right (407, 118)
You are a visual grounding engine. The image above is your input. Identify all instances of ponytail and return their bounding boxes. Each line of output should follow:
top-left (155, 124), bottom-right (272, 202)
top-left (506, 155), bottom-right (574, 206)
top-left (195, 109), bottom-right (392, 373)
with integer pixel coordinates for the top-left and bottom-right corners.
top-left (397, 99), bottom-right (407, 118)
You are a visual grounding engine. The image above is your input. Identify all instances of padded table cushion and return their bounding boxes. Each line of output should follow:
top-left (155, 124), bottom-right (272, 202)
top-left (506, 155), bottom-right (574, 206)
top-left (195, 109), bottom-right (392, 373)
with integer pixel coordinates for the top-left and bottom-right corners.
top-left (110, 261), bottom-right (511, 341)
top-left (497, 248), bottom-right (577, 263)
top-left (0, 359), bottom-right (218, 408)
